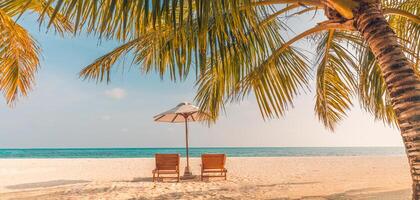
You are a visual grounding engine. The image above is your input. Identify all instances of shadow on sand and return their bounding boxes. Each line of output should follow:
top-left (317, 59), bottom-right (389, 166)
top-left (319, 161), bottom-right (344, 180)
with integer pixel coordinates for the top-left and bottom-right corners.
top-left (1, 178), bottom-right (411, 199)
top-left (124, 181), bottom-right (410, 200)
top-left (255, 181), bottom-right (320, 188)
top-left (130, 177), bottom-right (154, 182)
top-left (300, 188), bottom-right (410, 200)
top-left (130, 175), bottom-right (201, 183)
top-left (124, 187), bottom-right (410, 200)
top-left (5, 180), bottom-right (90, 190)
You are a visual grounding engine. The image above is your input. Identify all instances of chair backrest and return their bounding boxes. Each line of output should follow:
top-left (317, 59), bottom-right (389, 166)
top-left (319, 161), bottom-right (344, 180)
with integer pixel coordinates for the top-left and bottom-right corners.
top-left (202, 154), bottom-right (226, 169)
top-left (155, 154), bottom-right (180, 170)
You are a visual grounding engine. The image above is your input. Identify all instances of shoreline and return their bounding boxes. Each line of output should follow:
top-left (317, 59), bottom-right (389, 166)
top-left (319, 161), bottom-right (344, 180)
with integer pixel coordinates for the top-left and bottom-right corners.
top-left (0, 156), bottom-right (411, 199)
top-left (0, 154), bottom-right (408, 159)
top-left (0, 147), bottom-right (405, 160)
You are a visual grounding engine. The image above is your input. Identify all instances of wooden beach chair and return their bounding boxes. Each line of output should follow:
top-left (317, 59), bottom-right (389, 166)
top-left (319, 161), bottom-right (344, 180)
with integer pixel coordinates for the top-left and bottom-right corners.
top-left (152, 154), bottom-right (180, 182)
top-left (201, 154), bottom-right (227, 181)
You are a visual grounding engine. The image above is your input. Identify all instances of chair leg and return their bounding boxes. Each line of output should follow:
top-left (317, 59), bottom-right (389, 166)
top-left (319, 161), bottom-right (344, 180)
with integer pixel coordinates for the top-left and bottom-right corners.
top-left (177, 172), bottom-right (180, 182)
top-left (153, 172), bottom-right (155, 182)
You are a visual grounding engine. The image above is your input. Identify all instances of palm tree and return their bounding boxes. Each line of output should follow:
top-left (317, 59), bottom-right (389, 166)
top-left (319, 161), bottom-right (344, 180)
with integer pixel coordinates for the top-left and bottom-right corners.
top-left (10, 0), bottom-right (420, 198)
top-left (0, 0), bottom-right (72, 105)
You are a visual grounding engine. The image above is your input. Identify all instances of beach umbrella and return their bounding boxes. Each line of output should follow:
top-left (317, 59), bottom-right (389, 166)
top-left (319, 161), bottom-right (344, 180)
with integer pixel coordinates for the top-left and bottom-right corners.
top-left (153, 102), bottom-right (208, 178)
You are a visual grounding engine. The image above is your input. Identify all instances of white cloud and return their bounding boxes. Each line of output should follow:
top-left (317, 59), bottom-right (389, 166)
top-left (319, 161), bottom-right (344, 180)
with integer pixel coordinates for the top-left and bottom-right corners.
top-left (105, 88), bottom-right (126, 100)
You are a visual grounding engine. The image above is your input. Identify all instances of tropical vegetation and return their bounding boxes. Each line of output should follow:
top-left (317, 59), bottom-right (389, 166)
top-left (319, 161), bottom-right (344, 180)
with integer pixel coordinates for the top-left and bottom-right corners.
top-left (0, 0), bottom-right (72, 104)
top-left (1, 0), bottom-right (420, 198)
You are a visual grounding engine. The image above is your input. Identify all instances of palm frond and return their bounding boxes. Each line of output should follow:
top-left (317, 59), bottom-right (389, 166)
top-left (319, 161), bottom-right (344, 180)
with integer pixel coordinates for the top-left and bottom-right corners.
top-left (79, 3), bottom-right (311, 121)
top-left (195, 66), bottom-right (227, 121)
top-left (79, 37), bottom-right (143, 83)
top-left (0, 9), bottom-right (40, 104)
top-left (195, 22), bottom-right (313, 121)
top-left (199, 22), bottom-right (351, 121)
top-left (341, 26), bottom-right (398, 126)
top-left (41, 0), bottom-right (321, 38)
top-left (383, 0), bottom-right (420, 68)
top-left (314, 30), bottom-right (358, 130)
top-left (0, 0), bottom-right (73, 36)
top-left (29, 0), bottom-right (418, 130)
top-left (241, 46), bottom-right (310, 118)
top-left (357, 46), bottom-right (397, 126)
top-left (79, 3), bottom-right (301, 81)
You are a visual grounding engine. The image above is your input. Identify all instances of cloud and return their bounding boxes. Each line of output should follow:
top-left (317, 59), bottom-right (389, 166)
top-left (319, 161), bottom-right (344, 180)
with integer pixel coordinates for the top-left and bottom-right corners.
top-left (105, 88), bottom-right (126, 100)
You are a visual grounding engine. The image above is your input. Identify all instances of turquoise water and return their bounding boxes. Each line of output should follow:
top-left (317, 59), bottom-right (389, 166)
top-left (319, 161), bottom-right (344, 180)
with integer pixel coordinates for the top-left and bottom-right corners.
top-left (0, 147), bottom-right (405, 158)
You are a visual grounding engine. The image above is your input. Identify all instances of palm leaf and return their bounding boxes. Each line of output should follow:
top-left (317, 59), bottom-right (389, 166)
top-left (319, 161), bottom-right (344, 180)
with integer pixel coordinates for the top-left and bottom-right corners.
top-left (357, 46), bottom-right (397, 126)
top-left (314, 30), bottom-right (358, 130)
top-left (30, 0), bottom-right (419, 129)
top-left (0, 0), bottom-right (73, 36)
top-left (383, 0), bottom-right (420, 68)
top-left (0, 9), bottom-right (40, 104)
top-left (79, 3), bottom-right (302, 81)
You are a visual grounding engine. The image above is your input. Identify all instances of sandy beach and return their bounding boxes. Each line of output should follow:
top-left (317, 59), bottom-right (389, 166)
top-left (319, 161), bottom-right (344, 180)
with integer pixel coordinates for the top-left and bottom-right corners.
top-left (0, 156), bottom-right (411, 199)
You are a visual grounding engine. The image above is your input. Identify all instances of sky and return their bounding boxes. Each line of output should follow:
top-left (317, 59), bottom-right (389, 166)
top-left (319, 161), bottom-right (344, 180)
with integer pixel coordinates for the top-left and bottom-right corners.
top-left (0, 11), bottom-right (404, 148)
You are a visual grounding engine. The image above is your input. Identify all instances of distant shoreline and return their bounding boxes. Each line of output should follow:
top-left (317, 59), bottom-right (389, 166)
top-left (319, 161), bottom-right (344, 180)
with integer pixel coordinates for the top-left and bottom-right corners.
top-left (0, 146), bottom-right (404, 149)
top-left (0, 155), bottom-right (407, 160)
top-left (0, 147), bottom-right (405, 158)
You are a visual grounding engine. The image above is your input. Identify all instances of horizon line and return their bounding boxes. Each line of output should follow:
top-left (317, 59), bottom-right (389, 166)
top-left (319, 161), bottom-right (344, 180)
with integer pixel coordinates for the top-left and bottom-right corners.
top-left (0, 146), bottom-right (404, 150)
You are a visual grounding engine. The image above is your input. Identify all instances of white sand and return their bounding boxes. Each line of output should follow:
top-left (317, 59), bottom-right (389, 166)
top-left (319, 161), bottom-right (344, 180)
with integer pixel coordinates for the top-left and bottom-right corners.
top-left (0, 156), bottom-right (412, 199)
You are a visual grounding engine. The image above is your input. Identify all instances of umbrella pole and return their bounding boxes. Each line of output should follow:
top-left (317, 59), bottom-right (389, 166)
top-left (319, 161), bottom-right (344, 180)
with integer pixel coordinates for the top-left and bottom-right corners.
top-left (184, 116), bottom-right (192, 177)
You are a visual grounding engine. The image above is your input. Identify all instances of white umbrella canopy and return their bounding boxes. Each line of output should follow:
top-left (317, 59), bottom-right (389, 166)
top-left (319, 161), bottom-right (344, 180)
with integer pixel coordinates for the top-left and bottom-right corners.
top-left (153, 102), bottom-right (209, 178)
top-left (153, 102), bottom-right (208, 123)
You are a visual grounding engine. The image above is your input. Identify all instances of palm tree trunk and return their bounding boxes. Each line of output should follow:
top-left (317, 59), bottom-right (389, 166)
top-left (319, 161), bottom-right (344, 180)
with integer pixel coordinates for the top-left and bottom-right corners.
top-left (354, 2), bottom-right (420, 199)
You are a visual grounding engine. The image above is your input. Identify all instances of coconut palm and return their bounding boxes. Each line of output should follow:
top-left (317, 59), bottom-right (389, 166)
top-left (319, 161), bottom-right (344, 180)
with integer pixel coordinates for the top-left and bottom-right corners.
top-left (0, 0), bottom-right (72, 105)
top-left (10, 0), bottom-right (420, 198)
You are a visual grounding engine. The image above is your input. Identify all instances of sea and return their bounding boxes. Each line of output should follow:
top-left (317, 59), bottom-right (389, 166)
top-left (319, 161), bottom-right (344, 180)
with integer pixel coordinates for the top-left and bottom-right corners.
top-left (0, 147), bottom-right (405, 158)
